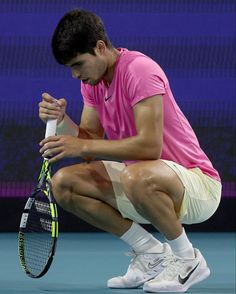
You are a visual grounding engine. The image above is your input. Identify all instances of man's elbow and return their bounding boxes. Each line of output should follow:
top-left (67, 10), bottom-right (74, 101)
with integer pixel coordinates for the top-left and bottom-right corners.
top-left (147, 149), bottom-right (161, 160)
top-left (137, 136), bottom-right (162, 160)
top-left (142, 144), bottom-right (162, 160)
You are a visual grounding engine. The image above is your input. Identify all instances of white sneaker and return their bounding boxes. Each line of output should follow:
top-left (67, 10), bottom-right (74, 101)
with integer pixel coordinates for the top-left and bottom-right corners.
top-left (143, 248), bottom-right (210, 293)
top-left (107, 243), bottom-right (172, 289)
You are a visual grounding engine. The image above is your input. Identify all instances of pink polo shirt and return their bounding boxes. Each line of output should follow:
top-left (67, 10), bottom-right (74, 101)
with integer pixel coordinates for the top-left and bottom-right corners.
top-left (81, 48), bottom-right (220, 181)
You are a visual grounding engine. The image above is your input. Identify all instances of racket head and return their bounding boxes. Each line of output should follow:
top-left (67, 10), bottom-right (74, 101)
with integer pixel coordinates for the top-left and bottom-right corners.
top-left (18, 160), bottom-right (58, 278)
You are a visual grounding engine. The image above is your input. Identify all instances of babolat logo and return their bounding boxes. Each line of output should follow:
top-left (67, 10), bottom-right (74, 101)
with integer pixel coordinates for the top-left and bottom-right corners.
top-left (18, 233), bottom-right (27, 271)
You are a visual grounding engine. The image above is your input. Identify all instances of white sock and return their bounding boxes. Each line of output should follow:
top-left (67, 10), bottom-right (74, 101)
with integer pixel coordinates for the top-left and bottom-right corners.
top-left (120, 222), bottom-right (163, 253)
top-left (167, 228), bottom-right (195, 259)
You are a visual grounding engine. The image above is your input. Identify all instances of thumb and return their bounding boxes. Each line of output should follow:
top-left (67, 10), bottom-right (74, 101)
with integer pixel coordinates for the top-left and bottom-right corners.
top-left (42, 92), bottom-right (55, 102)
top-left (58, 98), bottom-right (67, 108)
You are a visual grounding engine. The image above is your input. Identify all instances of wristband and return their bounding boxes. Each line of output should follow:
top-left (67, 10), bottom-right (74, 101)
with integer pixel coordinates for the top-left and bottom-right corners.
top-left (56, 114), bottom-right (79, 137)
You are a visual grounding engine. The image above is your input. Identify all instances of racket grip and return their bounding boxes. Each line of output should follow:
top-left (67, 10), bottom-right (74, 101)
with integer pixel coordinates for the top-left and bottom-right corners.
top-left (45, 119), bottom-right (57, 138)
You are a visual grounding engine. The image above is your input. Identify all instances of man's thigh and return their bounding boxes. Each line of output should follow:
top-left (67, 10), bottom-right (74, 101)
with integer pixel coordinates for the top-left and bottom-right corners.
top-left (160, 160), bottom-right (222, 224)
top-left (102, 160), bottom-right (151, 224)
top-left (53, 160), bottom-right (118, 209)
top-left (102, 159), bottom-right (221, 225)
top-left (103, 159), bottom-right (185, 223)
top-left (123, 159), bottom-right (185, 212)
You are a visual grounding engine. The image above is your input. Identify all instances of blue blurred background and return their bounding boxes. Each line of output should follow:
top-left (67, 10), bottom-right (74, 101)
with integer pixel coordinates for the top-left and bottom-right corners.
top-left (0, 0), bottom-right (235, 231)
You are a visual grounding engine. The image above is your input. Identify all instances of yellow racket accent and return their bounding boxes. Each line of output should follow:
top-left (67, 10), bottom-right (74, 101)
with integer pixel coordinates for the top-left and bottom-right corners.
top-left (51, 221), bottom-right (56, 238)
top-left (50, 203), bottom-right (58, 238)
top-left (50, 203), bottom-right (56, 217)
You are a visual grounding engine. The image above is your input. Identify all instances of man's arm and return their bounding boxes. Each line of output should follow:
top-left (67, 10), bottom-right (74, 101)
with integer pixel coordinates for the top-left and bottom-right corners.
top-left (56, 104), bottom-right (104, 140)
top-left (82, 94), bottom-right (163, 160)
top-left (78, 105), bottom-right (104, 139)
top-left (40, 95), bottom-right (163, 162)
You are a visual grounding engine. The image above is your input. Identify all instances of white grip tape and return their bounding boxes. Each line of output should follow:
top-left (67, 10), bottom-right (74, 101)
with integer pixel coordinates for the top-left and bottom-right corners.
top-left (45, 119), bottom-right (57, 138)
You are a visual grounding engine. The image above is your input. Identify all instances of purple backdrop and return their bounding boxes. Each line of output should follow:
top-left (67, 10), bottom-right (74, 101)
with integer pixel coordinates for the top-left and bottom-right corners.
top-left (0, 0), bottom-right (235, 201)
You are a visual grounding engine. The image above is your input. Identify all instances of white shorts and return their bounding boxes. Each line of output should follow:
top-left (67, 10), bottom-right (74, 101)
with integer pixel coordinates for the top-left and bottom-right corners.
top-left (102, 160), bottom-right (222, 225)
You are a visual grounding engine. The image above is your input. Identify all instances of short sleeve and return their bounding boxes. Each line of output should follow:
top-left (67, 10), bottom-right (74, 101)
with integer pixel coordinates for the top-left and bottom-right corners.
top-left (125, 56), bottom-right (167, 106)
top-left (80, 82), bottom-right (98, 107)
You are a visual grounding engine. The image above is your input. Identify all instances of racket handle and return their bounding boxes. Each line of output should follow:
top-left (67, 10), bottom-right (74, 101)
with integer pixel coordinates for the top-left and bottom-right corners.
top-left (45, 119), bottom-right (57, 138)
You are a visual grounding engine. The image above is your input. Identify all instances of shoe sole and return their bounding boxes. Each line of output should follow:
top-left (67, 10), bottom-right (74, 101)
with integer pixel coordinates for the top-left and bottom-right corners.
top-left (107, 276), bottom-right (154, 289)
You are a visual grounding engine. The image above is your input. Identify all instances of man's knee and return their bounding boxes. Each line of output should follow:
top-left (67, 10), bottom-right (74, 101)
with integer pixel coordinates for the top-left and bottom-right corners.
top-left (120, 162), bottom-right (184, 215)
top-left (51, 167), bottom-right (75, 207)
top-left (120, 165), bottom-right (157, 204)
top-left (52, 166), bottom-right (73, 189)
top-left (51, 162), bottom-right (114, 209)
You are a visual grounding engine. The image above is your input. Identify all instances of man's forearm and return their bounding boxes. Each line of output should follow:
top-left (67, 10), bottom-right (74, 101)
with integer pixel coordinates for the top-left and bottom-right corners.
top-left (56, 114), bottom-right (102, 140)
top-left (81, 136), bottom-right (161, 161)
top-left (56, 114), bottom-right (79, 137)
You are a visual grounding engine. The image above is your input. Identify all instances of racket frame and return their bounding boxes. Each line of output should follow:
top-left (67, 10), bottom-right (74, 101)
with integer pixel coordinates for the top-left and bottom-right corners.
top-left (18, 159), bottom-right (58, 278)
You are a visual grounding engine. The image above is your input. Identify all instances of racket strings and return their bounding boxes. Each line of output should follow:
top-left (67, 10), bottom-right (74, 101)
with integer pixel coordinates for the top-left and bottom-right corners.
top-left (35, 198), bottom-right (51, 216)
top-left (23, 191), bottom-right (55, 276)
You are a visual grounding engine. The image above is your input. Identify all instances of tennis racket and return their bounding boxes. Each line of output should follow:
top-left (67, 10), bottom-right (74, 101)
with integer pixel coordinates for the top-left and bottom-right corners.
top-left (18, 119), bottom-right (58, 278)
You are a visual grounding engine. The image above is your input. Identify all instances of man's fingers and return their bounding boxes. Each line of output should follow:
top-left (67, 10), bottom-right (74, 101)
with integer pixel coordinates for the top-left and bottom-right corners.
top-left (42, 92), bottom-right (55, 102)
top-left (47, 152), bottom-right (65, 163)
top-left (39, 106), bottom-right (61, 116)
top-left (39, 93), bottom-right (66, 124)
top-left (39, 113), bottom-right (59, 121)
top-left (39, 106), bottom-right (61, 122)
top-left (39, 101), bottom-right (60, 111)
top-left (42, 146), bottom-right (63, 159)
top-left (58, 98), bottom-right (67, 107)
top-left (39, 135), bottom-right (60, 147)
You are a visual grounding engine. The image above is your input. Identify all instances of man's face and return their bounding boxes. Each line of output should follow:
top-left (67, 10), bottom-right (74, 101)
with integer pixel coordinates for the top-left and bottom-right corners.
top-left (67, 49), bottom-right (107, 86)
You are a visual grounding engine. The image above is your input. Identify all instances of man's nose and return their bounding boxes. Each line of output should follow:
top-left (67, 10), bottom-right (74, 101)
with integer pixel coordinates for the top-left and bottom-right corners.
top-left (72, 68), bottom-right (80, 79)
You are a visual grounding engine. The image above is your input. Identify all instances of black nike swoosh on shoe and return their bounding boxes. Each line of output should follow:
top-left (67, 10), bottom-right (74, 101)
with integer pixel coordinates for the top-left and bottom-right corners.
top-left (104, 95), bottom-right (112, 101)
top-left (178, 263), bottom-right (200, 284)
top-left (148, 259), bottom-right (163, 269)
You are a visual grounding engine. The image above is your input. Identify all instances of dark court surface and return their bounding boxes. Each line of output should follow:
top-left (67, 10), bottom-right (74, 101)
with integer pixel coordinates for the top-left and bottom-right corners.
top-left (0, 232), bottom-right (235, 294)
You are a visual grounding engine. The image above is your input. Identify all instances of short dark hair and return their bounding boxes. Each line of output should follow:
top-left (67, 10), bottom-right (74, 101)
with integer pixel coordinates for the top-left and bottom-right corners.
top-left (52, 8), bottom-right (112, 64)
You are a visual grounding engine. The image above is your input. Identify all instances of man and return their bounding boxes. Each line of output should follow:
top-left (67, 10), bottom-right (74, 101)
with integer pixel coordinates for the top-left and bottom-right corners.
top-left (39, 8), bottom-right (221, 293)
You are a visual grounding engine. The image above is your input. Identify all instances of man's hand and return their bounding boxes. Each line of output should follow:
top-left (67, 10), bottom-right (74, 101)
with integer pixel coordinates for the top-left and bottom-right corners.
top-left (39, 135), bottom-right (86, 163)
top-left (39, 92), bottom-right (67, 124)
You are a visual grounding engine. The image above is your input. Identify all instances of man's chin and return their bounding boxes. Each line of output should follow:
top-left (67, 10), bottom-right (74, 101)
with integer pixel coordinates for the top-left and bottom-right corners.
top-left (89, 79), bottom-right (100, 86)
top-left (82, 78), bottom-right (101, 86)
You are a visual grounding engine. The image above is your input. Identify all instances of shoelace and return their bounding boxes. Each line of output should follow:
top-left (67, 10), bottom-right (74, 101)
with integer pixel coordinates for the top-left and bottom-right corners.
top-left (125, 250), bottom-right (173, 273)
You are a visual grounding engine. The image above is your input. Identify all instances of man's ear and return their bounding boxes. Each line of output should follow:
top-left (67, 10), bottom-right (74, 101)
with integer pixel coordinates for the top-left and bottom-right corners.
top-left (95, 40), bottom-right (106, 55)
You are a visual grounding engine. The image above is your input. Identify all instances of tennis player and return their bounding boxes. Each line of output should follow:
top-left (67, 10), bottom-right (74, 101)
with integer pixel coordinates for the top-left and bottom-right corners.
top-left (39, 9), bottom-right (221, 293)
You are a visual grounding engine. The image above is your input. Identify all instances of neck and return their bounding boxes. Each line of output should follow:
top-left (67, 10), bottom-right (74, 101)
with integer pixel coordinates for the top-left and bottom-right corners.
top-left (102, 48), bottom-right (120, 85)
